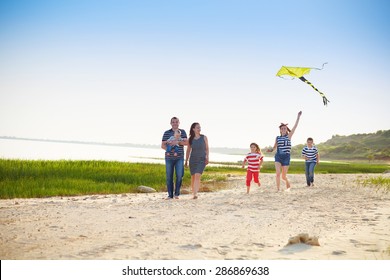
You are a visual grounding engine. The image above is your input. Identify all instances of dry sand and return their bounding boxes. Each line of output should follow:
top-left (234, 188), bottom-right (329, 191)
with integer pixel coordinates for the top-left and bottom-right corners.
top-left (1, 174), bottom-right (389, 260)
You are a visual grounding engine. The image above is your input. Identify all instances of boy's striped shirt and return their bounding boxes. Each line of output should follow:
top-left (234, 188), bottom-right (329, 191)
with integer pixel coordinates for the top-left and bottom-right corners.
top-left (302, 146), bottom-right (318, 162)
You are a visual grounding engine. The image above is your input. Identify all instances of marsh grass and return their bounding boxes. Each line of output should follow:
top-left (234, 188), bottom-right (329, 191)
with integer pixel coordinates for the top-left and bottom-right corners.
top-left (1, 159), bottom-right (389, 199)
top-left (356, 176), bottom-right (390, 192)
top-left (212, 161), bottom-right (389, 174)
top-left (0, 159), bottom-right (173, 199)
top-left (260, 161), bottom-right (389, 174)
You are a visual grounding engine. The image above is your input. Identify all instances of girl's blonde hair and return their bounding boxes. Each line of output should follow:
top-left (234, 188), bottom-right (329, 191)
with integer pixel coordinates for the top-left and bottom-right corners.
top-left (250, 143), bottom-right (261, 153)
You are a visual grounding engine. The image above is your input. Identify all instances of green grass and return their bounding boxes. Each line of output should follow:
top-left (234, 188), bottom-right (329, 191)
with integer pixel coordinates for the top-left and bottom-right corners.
top-left (356, 176), bottom-right (390, 192)
top-left (288, 161), bottom-right (389, 174)
top-left (217, 161), bottom-right (389, 174)
top-left (0, 160), bottom-right (174, 199)
top-left (1, 159), bottom-right (389, 199)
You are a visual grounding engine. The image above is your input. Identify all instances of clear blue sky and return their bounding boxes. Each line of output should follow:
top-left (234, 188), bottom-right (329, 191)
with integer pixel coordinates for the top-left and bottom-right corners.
top-left (1, 0), bottom-right (389, 149)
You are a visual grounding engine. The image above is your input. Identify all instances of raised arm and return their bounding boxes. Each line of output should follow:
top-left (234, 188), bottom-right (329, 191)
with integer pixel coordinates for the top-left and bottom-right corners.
top-left (288, 111), bottom-right (302, 139)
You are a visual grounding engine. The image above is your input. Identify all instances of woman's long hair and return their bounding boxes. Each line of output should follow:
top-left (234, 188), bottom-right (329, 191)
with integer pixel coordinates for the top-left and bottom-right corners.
top-left (189, 122), bottom-right (199, 145)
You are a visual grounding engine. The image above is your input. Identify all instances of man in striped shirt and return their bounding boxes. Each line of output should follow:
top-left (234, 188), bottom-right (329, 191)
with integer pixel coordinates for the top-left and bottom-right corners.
top-left (161, 117), bottom-right (188, 199)
top-left (301, 137), bottom-right (320, 187)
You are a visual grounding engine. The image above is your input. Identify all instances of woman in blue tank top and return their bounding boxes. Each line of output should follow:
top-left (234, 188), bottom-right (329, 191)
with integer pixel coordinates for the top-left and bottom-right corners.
top-left (268, 111), bottom-right (302, 192)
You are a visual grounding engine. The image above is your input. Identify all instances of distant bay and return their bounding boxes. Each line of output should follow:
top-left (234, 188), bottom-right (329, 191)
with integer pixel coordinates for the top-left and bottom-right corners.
top-left (0, 137), bottom-right (273, 164)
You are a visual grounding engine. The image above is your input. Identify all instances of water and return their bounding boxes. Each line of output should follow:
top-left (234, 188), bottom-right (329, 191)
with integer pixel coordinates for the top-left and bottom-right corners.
top-left (0, 138), bottom-right (273, 164)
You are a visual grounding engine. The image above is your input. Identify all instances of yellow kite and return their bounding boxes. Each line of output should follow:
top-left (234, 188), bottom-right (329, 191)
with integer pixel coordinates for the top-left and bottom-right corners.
top-left (276, 63), bottom-right (330, 106)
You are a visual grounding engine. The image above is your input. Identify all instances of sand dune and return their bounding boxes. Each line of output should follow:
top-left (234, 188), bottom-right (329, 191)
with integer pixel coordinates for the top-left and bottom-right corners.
top-left (1, 174), bottom-right (389, 260)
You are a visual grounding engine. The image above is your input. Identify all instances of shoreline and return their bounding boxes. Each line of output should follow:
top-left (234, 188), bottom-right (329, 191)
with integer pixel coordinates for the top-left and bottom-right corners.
top-left (1, 174), bottom-right (389, 260)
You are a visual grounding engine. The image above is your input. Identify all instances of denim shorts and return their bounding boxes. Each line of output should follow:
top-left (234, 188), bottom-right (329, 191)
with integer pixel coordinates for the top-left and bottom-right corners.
top-left (275, 152), bottom-right (291, 166)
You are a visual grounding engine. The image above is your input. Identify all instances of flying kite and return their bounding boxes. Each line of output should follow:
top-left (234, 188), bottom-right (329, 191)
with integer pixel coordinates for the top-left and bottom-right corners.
top-left (276, 63), bottom-right (330, 106)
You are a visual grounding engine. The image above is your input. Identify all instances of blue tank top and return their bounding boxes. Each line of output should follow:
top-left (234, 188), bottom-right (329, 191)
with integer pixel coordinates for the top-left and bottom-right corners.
top-left (190, 135), bottom-right (206, 161)
top-left (276, 135), bottom-right (291, 154)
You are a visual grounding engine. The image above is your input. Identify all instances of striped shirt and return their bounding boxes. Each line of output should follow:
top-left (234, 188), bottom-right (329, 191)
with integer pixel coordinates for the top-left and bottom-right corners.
top-left (276, 135), bottom-right (291, 154)
top-left (302, 146), bottom-right (318, 162)
top-left (162, 129), bottom-right (187, 159)
top-left (244, 152), bottom-right (264, 172)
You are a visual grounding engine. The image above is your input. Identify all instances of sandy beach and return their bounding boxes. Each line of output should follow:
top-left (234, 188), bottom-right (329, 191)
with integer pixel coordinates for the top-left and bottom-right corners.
top-left (1, 174), bottom-right (389, 260)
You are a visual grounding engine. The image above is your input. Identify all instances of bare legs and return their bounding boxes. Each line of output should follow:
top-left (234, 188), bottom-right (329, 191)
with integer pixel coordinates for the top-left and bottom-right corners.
top-left (191, 173), bottom-right (201, 199)
top-left (274, 162), bottom-right (291, 191)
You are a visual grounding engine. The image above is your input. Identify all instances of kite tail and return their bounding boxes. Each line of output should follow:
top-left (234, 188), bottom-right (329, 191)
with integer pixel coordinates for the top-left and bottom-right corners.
top-left (299, 77), bottom-right (330, 106)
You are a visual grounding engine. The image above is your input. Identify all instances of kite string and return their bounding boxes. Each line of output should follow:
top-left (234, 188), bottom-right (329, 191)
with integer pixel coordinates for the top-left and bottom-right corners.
top-left (312, 62), bottom-right (328, 71)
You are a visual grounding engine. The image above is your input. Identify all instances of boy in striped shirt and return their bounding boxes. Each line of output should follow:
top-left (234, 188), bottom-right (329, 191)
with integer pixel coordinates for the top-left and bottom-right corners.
top-left (301, 137), bottom-right (320, 187)
top-left (242, 143), bottom-right (264, 194)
